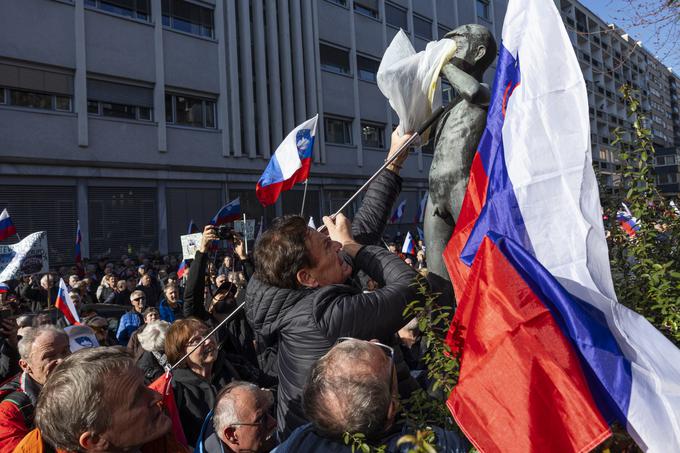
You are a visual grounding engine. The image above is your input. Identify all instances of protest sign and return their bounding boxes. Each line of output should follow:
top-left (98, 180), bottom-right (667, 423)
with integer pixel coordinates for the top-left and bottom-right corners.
top-left (233, 219), bottom-right (256, 240)
top-left (0, 231), bottom-right (49, 282)
top-left (180, 233), bottom-right (202, 261)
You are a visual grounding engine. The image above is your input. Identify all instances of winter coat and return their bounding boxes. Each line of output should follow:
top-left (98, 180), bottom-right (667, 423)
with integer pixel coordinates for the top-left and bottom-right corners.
top-left (245, 170), bottom-right (427, 439)
top-left (137, 350), bottom-right (168, 385)
top-left (158, 298), bottom-right (184, 323)
top-left (171, 353), bottom-right (240, 448)
top-left (0, 372), bottom-right (41, 453)
top-left (115, 311), bottom-right (143, 345)
top-left (272, 423), bottom-right (471, 453)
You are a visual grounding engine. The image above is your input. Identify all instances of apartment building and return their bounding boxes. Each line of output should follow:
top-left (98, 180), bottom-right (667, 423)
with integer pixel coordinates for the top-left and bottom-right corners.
top-left (0, 0), bottom-right (506, 264)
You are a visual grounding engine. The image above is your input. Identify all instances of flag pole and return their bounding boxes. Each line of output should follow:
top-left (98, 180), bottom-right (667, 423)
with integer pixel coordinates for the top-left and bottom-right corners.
top-left (300, 179), bottom-right (309, 216)
top-left (242, 213), bottom-right (248, 256)
top-left (169, 300), bottom-right (246, 371)
top-left (317, 102), bottom-right (451, 232)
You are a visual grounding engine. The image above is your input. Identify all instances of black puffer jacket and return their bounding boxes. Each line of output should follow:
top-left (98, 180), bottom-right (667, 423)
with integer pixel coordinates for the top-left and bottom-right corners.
top-left (245, 170), bottom-right (428, 439)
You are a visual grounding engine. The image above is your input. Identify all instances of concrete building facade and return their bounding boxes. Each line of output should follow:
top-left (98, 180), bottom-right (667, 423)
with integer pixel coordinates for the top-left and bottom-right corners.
top-left (0, 0), bottom-right (506, 264)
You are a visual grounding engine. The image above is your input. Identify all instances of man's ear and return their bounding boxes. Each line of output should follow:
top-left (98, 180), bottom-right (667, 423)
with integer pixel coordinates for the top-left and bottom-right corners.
top-left (474, 45), bottom-right (487, 63)
top-left (79, 432), bottom-right (110, 451)
top-left (223, 426), bottom-right (238, 444)
top-left (296, 268), bottom-right (319, 289)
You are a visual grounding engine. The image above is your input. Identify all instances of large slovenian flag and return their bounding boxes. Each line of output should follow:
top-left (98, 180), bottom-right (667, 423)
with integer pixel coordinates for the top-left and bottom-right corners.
top-left (401, 231), bottom-right (415, 255)
top-left (211, 198), bottom-right (241, 226)
top-left (442, 0), bottom-right (680, 452)
top-left (55, 278), bottom-right (80, 326)
top-left (256, 115), bottom-right (318, 206)
top-left (75, 221), bottom-right (82, 265)
top-left (0, 209), bottom-right (17, 241)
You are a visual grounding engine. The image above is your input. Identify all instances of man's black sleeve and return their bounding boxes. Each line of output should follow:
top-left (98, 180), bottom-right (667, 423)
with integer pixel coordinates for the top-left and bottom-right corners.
top-left (351, 170), bottom-right (402, 246)
top-left (183, 251), bottom-right (209, 320)
top-left (314, 245), bottom-right (427, 341)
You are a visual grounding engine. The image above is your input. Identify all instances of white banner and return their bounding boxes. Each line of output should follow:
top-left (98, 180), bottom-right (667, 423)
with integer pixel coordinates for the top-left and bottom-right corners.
top-left (180, 233), bottom-right (203, 261)
top-left (233, 219), bottom-right (256, 240)
top-left (0, 232), bottom-right (49, 282)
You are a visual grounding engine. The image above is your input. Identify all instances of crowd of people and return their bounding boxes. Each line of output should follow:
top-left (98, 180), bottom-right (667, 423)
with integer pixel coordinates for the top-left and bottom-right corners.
top-left (0, 131), bottom-right (467, 453)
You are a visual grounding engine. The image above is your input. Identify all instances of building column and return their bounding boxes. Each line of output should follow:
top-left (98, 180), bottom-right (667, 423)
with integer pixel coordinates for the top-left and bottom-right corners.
top-left (238, 0), bottom-right (257, 158)
top-left (290, 0), bottom-right (307, 123)
top-left (76, 179), bottom-right (90, 259)
top-left (225, 0), bottom-right (242, 156)
top-left (311, 0), bottom-right (326, 163)
top-left (407, 0), bottom-right (414, 43)
top-left (215, 0), bottom-right (230, 157)
top-left (302, 0), bottom-right (320, 161)
top-left (74, 0), bottom-right (88, 147)
top-left (151, 0), bottom-right (167, 152)
top-left (157, 181), bottom-right (168, 255)
top-left (278, 0), bottom-right (295, 133)
top-left (348, 1), bottom-right (363, 167)
top-left (266, 0), bottom-right (283, 147)
top-left (253, 0), bottom-right (271, 158)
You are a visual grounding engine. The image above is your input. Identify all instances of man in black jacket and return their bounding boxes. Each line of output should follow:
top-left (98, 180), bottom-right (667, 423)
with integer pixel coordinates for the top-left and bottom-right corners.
top-left (245, 131), bottom-right (427, 440)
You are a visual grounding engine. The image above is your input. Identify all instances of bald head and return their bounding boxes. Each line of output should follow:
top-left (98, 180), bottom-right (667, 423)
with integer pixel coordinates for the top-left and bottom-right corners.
top-left (303, 339), bottom-right (395, 440)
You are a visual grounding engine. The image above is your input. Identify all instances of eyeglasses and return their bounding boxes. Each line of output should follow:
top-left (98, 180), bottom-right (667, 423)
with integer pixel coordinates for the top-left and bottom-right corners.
top-left (186, 334), bottom-right (214, 348)
top-left (230, 412), bottom-right (270, 428)
top-left (132, 297), bottom-right (146, 302)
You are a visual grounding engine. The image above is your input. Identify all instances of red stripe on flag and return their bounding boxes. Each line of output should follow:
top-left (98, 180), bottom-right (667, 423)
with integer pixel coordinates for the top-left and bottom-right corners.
top-left (256, 158), bottom-right (312, 207)
top-left (446, 236), bottom-right (611, 453)
top-left (55, 294), bottom-right (78, 326)
top-left (149, 373), bottom-right (188, 447)
top-left (443, 152), bottom-right (489, 303)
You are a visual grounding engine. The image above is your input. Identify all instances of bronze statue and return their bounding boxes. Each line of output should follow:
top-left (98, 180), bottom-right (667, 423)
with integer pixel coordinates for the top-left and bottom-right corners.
top-left (425, 25), bottom-right (498, 296)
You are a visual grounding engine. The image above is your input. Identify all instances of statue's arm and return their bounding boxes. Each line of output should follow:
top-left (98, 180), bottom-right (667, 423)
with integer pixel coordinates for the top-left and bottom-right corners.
top-left (441, 63), bottom-right (490, 106)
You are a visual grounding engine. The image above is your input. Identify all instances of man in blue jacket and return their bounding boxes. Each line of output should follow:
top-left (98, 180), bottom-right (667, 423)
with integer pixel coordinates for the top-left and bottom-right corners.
top-left (115, 290), bottom-right (145, 345)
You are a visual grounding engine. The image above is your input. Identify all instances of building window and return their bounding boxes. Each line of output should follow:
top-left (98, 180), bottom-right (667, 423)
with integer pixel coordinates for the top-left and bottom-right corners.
top-left (325, 117), bottom-right (353, 145)
top-left (320, 44), bottom-right (351, 75)
top-left (162, 0), bottom-right (214, 38)
top-left (325, 0), bottom-right (347, 5)
top-left (476, 0), bottom-right (490, 21)
top-left (361, 122), bottom-right (384, 148)
top-left (88, 99), bottom-right (153, 121)
top-left (357, 55), bottom-right (380, 82)
top-left (4, 88), bottom-right (73, 112)
top-left (354, 0), bottom-right (378, 19)
top-left (413, 15), bottom-right (432, 40)
top-left (84, 0), bottom-right (151, 21)
top-left (165, 93), bottom-right (216, 128)
top-left (386, 2), bottom-right (407, 30)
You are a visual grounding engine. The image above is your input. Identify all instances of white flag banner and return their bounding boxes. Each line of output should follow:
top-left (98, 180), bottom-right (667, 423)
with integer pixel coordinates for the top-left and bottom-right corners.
top-left (0, 232), bottom-right (49, 282)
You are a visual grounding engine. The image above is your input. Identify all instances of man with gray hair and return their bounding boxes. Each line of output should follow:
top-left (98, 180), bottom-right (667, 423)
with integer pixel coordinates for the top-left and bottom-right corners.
top-left (18, 347), bottom-right (187, 452)
top-left (0, 325), bottom-right (70, 452)
top-left (196, 381), bottom-right (276, 453)
top-left (274, 338), bottom-right (470, 452)
top-left (116, 289), bottom-right (146, 345)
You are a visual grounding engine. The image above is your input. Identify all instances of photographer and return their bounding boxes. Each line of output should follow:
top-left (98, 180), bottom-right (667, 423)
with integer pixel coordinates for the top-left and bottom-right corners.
top-left (183, 226), bottom-right (262, 379)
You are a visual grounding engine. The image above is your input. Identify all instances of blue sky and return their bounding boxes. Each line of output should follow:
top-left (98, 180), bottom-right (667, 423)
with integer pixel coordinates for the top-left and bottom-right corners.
top-left (578, 0), bottom-right (679, 72)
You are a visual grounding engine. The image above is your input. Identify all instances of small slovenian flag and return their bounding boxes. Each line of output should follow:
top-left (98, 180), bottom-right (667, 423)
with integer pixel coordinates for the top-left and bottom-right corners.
top-left (616, 203), bottom-right (640, 238)
top-left (55, 278), bottom-right (80, 326)
top-left (211, 198), bottom-right (241, 226)
top-left (390, 199), bottom-right (406, 224)
top-left (177, 260), bottom-right (189, 279)
top-left (414, 191), bottom-right (428, 224)
top-left (401, 231), bottom-right (415, 255)
top-left (0, 209), bottom-right (17, 241)
top-left (256, 115), bottom-right (318, 206)
top-left (0, 283), bottom-right (9, 294)
top-left (75, 221), bottom-right (82, 265)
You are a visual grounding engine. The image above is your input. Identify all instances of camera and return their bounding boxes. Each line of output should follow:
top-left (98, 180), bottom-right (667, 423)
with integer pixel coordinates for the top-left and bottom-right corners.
top-left (217, 225), bottom-right (234, 241)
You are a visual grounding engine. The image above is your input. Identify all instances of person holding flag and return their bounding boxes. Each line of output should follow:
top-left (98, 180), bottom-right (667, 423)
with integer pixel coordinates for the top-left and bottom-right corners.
top-left (256, 116), bottom-right (318, 207)
top-left (442, 0), bottom-right (680, 451)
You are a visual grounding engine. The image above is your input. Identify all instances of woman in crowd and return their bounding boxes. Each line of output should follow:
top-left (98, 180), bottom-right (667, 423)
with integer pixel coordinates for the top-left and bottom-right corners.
top-left (136, 319), bottom-right (171, 384)
top-left (164, 318), bottom-right (241, 448)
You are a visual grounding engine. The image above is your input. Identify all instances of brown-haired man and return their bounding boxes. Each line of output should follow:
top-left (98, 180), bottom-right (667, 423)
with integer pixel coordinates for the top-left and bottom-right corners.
top-left (244, 131), bottom-right (428, 440)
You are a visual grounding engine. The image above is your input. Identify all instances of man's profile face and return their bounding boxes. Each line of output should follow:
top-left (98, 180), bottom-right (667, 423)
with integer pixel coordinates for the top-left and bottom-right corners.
top-left (99, 366), bottom-right (172, 449)
top-left (303, 229), bottom-right (353, 287)
top-left (223, 388), bottom-right (276, 452)
top-left (22, 331), bottom-right (70, 385)
top-left (68, 275), bottom-right (80, 287)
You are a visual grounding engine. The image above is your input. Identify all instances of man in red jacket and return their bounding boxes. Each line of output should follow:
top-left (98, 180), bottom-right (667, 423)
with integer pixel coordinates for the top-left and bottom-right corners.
top-left (0, 325), bottom-right (70, 453)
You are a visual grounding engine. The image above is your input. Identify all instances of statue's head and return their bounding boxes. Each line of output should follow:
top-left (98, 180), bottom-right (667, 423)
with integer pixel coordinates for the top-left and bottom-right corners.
top-left (445, 24), bottom-right (497, 75)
